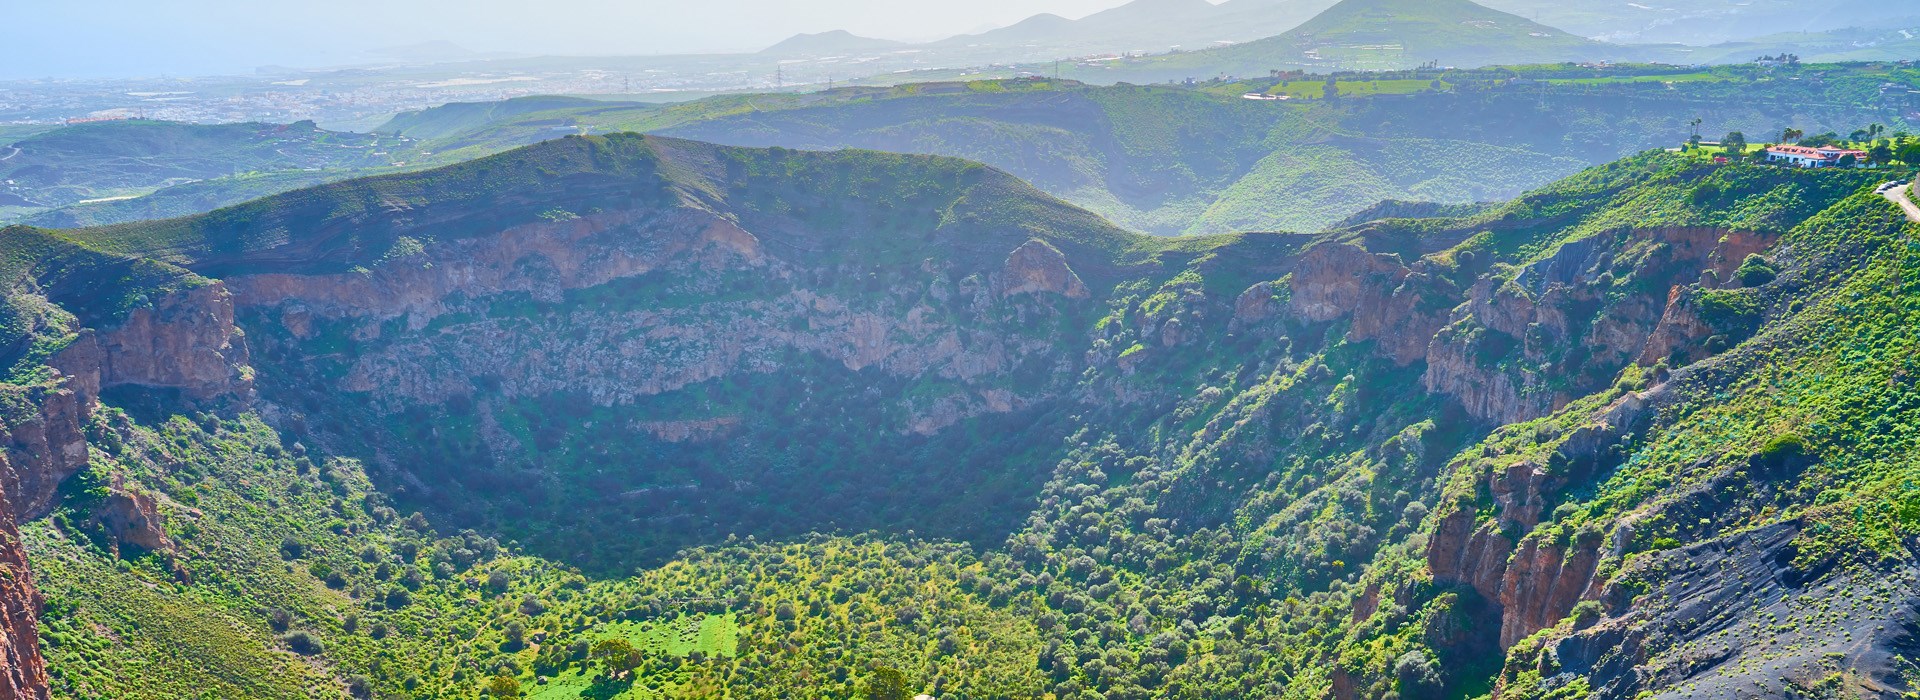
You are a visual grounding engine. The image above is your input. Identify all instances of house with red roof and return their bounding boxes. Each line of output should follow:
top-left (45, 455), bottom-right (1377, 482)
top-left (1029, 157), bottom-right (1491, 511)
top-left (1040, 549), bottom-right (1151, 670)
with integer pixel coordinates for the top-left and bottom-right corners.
top-left (1764, 144), bottom-right (1870, 168)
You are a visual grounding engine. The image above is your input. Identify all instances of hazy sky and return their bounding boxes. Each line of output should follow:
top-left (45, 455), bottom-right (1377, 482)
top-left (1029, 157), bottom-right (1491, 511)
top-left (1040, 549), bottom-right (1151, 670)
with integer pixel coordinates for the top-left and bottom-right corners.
top-left (4, 0), bottom-right (1140, 79)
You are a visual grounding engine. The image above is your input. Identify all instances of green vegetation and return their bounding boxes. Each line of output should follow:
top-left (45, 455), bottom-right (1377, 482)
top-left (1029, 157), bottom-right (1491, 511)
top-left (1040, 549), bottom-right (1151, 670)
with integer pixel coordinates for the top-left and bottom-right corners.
top-left (6, 134), bottom-right (1919, 700)
top-left (11, 62), bottom-right (1916, 239)
top-left (0, 120), bottom-right (407, 214)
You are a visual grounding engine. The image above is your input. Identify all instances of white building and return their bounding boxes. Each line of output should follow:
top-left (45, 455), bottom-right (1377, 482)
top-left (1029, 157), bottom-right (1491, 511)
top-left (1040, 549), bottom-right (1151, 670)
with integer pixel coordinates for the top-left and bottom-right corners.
top-left (1765, 144), bottom-right (1869, 168)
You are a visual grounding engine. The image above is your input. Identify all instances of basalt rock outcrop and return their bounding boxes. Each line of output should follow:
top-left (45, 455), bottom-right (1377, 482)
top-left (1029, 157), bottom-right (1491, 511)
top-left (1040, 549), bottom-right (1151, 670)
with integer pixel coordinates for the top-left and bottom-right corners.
top-left (1536, 523), bottom-right (1919, 699)
top-left (1288, 243), bottom-right (1459, 364)
top-left (1, 282), bottom-right (251, 521)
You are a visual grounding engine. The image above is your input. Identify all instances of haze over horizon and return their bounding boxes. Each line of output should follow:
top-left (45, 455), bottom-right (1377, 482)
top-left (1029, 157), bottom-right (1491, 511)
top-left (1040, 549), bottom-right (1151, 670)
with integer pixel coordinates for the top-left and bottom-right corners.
top-left (3, 0), bottom-right (1150, 80)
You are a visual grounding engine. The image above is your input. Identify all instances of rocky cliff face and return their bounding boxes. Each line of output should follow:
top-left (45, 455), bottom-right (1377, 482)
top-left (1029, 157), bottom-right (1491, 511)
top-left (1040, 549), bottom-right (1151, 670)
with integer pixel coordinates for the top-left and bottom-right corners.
top-left (0, 381), bottom-right (91, 523)
top-left (1426, 460), bottom-right (1607, 648)
top-left (0, 278), bottom-right (247, 699)
top-left (234, 207), bottom-right (1088, 439)
top-left (75, 283), bottom-right (252, 400)
top-left (1288, 242), bottom-right (1458, 364)
top-left (1423, 227), bottom-right (1771, 425)
top-left (0, 282), bottom-right (251, 520)
top-left (1426, 391), bottom-right (1655, 649)
top-left (0, 477), bottom-right (48, 700)
top-left (1281, 227), bottom-right (1764, 426)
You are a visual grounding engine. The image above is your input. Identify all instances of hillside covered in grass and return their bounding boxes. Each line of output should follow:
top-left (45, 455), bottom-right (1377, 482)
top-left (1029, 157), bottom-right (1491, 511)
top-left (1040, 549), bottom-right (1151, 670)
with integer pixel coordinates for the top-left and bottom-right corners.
top-left (12, 63), bottom-right (1916, 238)
top-left (0, 120), bottom-right (408, 216)
top-left (655, 64), bottom-right (1918, 234)
top-left (0, 129), bottom-right (1915, 700)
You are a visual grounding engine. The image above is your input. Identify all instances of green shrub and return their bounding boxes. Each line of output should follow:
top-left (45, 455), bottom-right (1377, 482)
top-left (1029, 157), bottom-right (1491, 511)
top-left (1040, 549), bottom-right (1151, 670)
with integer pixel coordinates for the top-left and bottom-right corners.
top-left (1696, 289), bottom-right (1762, 337)
top-left (282, 630), bottom-right (323, 655)
top-left (1569, 600), bottom-right (1604, 629)
top-left (1735, 254), bottom-right (1777, 287)
top-left (1754, 433), bottom-right (1811, 468)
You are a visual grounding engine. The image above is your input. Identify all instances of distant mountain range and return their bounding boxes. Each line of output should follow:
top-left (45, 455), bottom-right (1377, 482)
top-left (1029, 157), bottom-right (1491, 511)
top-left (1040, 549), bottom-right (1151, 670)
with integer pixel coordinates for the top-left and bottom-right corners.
top-left (1480, 0), bottom-right (1920, 45)
top-left (764, 0), bottom-right (1909, 67)
top-left (760, 30), bottom-right (907, 57)
top-left (748, 0), bottom-right (1342, 67)
top-left (919, 0), bottom-right (1339, 57)
top-left (1105, 0), bottom-right (1624, 77)
top-left (748, 0), bottom-right (1911, 82)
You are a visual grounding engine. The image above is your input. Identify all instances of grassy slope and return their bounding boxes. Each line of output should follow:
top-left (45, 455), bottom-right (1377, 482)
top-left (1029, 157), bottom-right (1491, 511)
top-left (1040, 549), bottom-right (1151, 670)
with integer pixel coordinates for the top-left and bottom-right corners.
top-left (376, 96), bottom-right (622, 142)
top-left (60, 132), bottom-right (1159, 281)
top-left (0, 120), bottom-right (402, 211)
top-left (15, 170), bottom-right (366, 230)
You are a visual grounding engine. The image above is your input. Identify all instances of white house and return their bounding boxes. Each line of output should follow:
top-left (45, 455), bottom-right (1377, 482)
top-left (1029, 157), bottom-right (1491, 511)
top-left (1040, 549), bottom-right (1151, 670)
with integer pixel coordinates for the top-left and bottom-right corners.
top-left (1765, 144), bottom-right (1869, 168)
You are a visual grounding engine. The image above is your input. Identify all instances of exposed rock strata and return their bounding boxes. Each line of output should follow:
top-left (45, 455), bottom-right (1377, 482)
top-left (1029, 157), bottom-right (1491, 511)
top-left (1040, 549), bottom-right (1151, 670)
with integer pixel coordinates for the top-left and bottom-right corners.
top-left (1287, 242), bottom-right (1459, 365)
top-left (1424, 227), bottom-right (1772, 425)
top-left (0, 281), bottom-right (247, 700)
top-left (237, 212), bottom-right (1084, 437)
top-left (1427, 390), bottom-right (1656, 648)
top-left (0, 478), bottom-right (48, 700)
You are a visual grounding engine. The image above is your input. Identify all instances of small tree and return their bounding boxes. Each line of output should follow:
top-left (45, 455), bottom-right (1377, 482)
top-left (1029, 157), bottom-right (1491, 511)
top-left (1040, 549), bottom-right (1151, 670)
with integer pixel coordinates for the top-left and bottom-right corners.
top-left (503, 620), bottom-right (527, 650)
top-left (483, 674), bottom-right (521, 698)
top-left (1723, 131), bottom-right (1748, 157)
top-left (1393, 650), bottom-right (1444, 700)
top-left (590, 638), bottom-right (642, 678)
top-left (864, 667), bottom-right (910, 700)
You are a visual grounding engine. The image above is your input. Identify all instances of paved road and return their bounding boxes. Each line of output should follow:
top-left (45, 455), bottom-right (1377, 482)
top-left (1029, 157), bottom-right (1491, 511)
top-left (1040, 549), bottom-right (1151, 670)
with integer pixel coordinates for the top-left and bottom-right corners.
top-left (1887, 180), bottom-right (1920, 224)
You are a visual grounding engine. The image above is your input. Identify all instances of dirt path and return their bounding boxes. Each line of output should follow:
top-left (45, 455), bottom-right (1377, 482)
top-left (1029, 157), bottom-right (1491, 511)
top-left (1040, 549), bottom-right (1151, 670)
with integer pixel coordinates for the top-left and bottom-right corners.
top-left (1886, 180), bottom-right (1920, 224)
